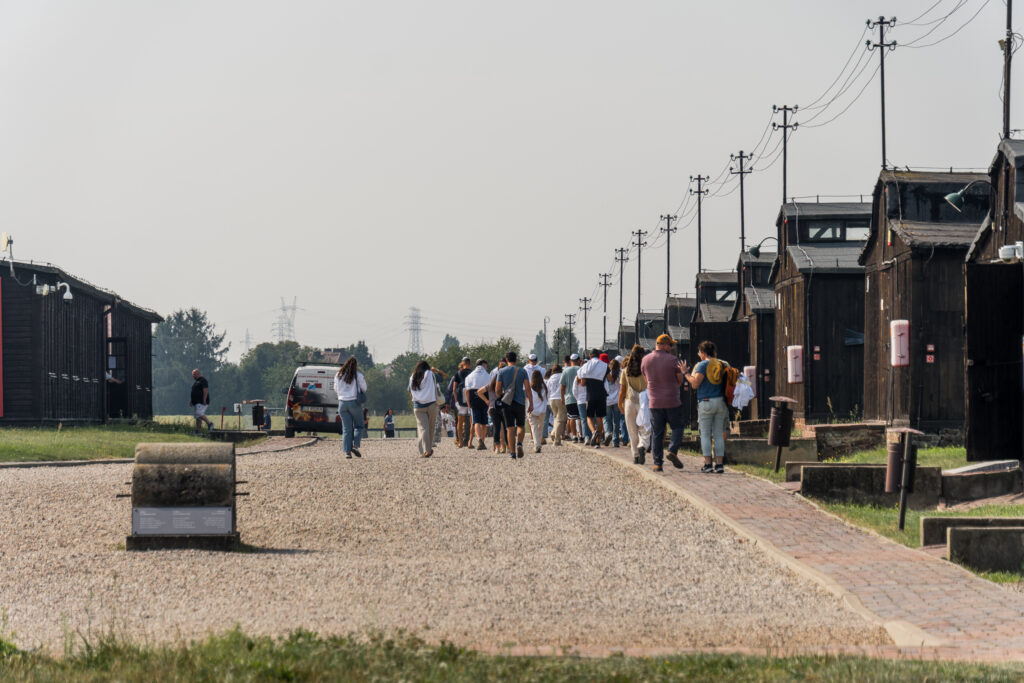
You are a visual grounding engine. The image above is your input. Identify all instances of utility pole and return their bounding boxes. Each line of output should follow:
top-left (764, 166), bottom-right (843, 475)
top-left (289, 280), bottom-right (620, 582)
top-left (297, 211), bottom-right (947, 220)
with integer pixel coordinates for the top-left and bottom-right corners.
top-left (730, 151), bottom-right (754, 251)
top-left (564, 313), bottom-right (576, 357)
top-left (772, 105), bottom-right (798, 203)
top-left (659, 214), bottom-right (677, 303)
top-left (1004, 0), bottom-right (1014, 139)
top-left (867, 17), bottom-right (897, 169)
top-left (598, 273), bottom-right (612, 346)
top-left (631, 229), bottom-right (648, 320)
top-left (579, 297), bottom-right (592, 349)
top-left (690, 175), bottom-right (708, 272)
top-left (615, 247), bottom-right (629, 327)
top-left (543, 315), bottom-right (550, 365)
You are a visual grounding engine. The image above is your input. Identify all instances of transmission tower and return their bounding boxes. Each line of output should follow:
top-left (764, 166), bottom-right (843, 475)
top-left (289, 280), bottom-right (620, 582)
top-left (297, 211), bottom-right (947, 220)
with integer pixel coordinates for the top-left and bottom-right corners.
top-left (242, 329), bottom-right (254, 354)
top-left (272, 297), bottom-right (299, 342)
top-left (405, 307), bottom-right (424, 354)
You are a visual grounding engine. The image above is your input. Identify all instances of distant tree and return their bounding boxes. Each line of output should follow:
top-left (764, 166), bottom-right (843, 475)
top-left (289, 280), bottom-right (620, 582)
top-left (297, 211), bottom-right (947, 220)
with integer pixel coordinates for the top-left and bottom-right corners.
top-left (529, 329), bottom-right (552, 364)
top-left (152, 308), bottom-right (229, 414)
top-left (440, 334), bottom-right (460, 352)
top-left (341, 340), bottom-right (375, 369)
top-left (550, 326), bottom-right (579, 362)
top-left (236, 341), bottom-right (316, 406)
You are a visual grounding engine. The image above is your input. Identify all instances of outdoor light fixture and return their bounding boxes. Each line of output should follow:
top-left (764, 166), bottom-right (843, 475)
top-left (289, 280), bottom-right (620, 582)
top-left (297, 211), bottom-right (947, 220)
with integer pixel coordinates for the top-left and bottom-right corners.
top-left (748, 236), bottom-right (778, 258)
top-left (944, 179), bottom-right (993, 212)
top-left (57, 281), bottom-right (72, 303)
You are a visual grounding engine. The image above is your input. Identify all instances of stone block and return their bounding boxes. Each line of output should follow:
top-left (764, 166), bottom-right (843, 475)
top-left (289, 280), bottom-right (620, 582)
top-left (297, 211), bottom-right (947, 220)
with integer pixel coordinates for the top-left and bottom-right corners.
top-left (721, 438), bottom-right (817, 466)
top-left (948, 527), bottom-right (1024, 572)
top-left (799, 465), bottom-right (941, 508)
top-left (941, 469), bottom-right (1023, 503)
top-left (785, 461), bottom-right (881, 483)
top-left (814, 423), bottom-right (886, 461)
top-left (736, 420), bottom-right (770, 438)
top-left (920, 516), bottom-right (1024, 547)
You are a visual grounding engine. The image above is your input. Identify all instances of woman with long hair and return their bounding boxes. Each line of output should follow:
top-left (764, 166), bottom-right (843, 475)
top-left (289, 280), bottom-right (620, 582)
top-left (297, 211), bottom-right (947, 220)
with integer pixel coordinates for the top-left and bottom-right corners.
top-left (409, 359), bottom-right (442, 457)
top-left (333, 357), bottom-right (367, 459)
top-left (604, 358), bottom-right (623, 447)
top-left (618, 344), bottom-right (650, 464)
top-left (527, 369), bottom-right (549, 453)
top-left (383, 408), bottom-right (395, 438)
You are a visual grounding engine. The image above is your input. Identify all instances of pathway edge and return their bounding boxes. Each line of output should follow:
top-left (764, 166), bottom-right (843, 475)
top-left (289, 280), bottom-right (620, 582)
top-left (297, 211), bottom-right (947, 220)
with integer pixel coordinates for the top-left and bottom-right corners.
top-left (578, 444), bottom-right (950, 648)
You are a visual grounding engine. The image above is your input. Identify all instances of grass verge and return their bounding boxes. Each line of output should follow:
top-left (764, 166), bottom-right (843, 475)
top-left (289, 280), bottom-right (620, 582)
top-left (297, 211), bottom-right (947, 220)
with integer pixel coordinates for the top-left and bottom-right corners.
top-left (1, 628), bottom-right (1023, 681)
top-left (0, 424), bottom-right (212, 463)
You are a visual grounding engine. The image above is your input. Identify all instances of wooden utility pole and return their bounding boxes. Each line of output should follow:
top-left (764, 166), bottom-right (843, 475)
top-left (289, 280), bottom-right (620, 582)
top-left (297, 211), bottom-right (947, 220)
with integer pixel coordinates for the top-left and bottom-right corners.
top-left (598, 273), bottom-right (612, 346)
top-left (690, 175), bottom-right (708, 272)
top-left (773, 105), bottom-right (798, 203)
top-left (579, 297), bottom-right (592, 349)
top-left (867, 17), bottom-right (897, 168)
top-left (730, 151), bottom-right (754, 251)
top-left (615, 247), bottom-right (629, 328)
top-left (631, 230), bottom-right (648, 319)
top-left (659, 214), bottom-right (678, 304)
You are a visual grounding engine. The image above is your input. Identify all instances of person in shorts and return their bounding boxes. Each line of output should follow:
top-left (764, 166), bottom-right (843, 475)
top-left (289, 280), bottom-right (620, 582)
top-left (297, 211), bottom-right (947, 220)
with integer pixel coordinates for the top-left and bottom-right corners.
top-left (480, 359), bottom-right (507, 453)
top-left (464, 358), bottom-right (491, 450)
top-left (560, 354), bottom-right (581, 442)
top-left (495, 351), bottom-right (533, 459)
top-left (576, 349), bottom-right (609, 446)
top-left (453, 357), bottom-right (473, 447)
top-left (190, 368), bottom-right (214, 434)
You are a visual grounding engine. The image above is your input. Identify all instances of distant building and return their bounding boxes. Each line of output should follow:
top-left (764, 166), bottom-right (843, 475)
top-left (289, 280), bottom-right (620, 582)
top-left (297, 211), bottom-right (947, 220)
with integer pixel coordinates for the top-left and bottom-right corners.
top-left (1, 260), bottom-right (161, 422)
top-left (732, 252), bottom-right (776, 418)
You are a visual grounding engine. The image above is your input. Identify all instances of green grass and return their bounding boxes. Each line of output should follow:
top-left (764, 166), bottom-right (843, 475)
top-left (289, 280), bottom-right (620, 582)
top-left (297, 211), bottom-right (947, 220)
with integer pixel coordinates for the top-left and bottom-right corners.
top-left (730, 446), bottom-right (971, 485)
top-left (0, 424), bottom-right (212, 463)
top-left (1, 628), bottom-right (1022, 682)
top-left (156, 413), bottom-right (419, 432)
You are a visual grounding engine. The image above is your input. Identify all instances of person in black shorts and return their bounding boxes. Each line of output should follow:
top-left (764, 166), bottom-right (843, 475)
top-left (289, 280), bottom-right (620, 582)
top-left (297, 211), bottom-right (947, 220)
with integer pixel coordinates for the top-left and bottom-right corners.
top-left (577, 349), bottom-right (609, 446)
top-left (495, 351), bottom-right (533, 459)
top-left (464, 358), bottom-right (491, 450)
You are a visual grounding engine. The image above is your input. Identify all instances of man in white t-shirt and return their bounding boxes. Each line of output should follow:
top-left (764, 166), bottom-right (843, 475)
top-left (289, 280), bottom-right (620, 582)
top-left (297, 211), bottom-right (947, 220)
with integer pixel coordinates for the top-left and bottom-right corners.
top-left (523, 354), bottom-right (545, 383)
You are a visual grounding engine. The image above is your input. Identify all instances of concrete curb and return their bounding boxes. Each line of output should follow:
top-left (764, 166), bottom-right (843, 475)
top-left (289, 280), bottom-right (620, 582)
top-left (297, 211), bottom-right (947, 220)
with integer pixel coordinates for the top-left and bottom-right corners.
top-left (0, 437), bottom-right (320, 469)
top-left (573, 443), bottom-right (949, 649)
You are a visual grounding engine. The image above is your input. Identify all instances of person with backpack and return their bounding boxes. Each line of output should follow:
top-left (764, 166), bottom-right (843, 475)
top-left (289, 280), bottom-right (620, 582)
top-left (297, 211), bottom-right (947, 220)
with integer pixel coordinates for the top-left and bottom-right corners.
top-left (494, 351), bottom-right (533, 459)
top-left (681, 339), bottom-right (730, 474)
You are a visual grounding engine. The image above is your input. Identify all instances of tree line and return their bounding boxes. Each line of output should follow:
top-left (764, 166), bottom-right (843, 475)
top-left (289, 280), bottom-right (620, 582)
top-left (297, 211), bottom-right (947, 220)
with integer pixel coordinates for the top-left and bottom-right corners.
top-left (152, 308), bottom-right (536, 417)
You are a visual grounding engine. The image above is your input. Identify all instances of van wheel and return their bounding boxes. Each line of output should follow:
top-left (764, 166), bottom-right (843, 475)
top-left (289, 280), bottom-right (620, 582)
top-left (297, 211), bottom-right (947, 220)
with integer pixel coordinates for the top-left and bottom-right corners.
top-left (284, 428), bottom-right (295, 439)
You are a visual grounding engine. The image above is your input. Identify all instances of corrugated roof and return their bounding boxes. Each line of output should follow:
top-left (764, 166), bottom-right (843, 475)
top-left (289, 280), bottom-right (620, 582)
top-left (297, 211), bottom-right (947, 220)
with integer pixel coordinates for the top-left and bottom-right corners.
top-left (665, 295), bottom-right (697, 308)
top-left (739, 251), bottom-right (776, 265)
top-left (787, 243), bottom-right (865, 274)
top-left (667, 324), bottom-right (690, 344)
top-left (3, 259), bottom-right (162, 322)
top-left (745, 286), bottom-right (775, 312)
top-left (696, 271), bottom-right (737, 285)
top-left (777, 201), bottom-right (872, 222)
top-left (878, 169), bottom-right (986, 185)
top-left (698, 302), bottom-right (734, 323)
top-left (636, 311), bottom-right (663, 321)
top-left (890, 220), bottom-right (980, 249)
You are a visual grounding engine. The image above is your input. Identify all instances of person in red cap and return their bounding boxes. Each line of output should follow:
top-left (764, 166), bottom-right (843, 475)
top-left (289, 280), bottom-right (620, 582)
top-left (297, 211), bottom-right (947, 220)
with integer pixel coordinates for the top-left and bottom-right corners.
top-left (640, 333), bottom-right (686, 472)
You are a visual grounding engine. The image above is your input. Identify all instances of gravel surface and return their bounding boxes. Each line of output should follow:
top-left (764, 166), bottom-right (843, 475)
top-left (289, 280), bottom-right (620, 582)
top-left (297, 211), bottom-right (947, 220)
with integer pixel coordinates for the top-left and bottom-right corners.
top-left (0, 439), bottom-right (889, 652)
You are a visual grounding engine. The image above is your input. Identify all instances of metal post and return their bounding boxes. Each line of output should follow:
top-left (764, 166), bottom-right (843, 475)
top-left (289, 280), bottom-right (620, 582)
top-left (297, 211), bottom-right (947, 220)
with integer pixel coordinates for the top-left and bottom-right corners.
top-left (1005, 0), bottom-right (1014, 139)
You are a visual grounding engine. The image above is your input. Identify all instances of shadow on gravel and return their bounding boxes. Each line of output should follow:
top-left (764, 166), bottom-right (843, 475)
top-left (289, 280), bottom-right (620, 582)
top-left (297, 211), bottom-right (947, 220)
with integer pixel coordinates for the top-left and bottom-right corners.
top-left (235, 544), bottom-right (318, 555)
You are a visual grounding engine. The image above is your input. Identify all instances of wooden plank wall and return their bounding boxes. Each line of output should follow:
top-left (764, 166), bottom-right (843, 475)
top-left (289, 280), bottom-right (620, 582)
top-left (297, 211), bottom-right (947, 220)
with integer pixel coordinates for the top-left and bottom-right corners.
top-left (807, 275), bottom-right (865, 421)
top-left (111, 311), bottom-right (155, 418)
top-left (1, 277), bottom-right (40, 419)
top-left (748, 309), bottom-right (775, 418)
top-left (40, 292), bottom-right (105, 421)
top-left (774, 278), bottom-right (806, 411)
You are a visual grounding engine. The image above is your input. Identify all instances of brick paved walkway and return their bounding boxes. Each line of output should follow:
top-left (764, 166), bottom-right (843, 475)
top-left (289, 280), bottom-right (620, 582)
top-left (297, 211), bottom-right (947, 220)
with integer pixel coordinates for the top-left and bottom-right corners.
top-left (589, 445), bottom-right (1024, 662)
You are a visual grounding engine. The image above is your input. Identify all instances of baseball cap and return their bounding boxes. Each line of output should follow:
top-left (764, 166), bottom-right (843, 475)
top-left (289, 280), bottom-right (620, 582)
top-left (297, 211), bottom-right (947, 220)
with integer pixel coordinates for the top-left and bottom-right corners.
top-left (615, 355), bottom-right (623, 363)
top-left (528, 353), bottom-right (537, 361)
top-left (599, 353), bottom-right (610, 363)
top-left (656, 333), bottom-right (676, 345)
top-left (461, 356), bottom-right (471, 362)
top-left (569, 353), bottom-right (579, 361)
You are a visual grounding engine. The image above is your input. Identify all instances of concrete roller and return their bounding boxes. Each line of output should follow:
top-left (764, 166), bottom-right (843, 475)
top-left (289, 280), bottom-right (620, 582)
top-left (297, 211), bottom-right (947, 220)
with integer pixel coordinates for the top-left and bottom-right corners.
top-left (134, 442), bottom-right (235, 466)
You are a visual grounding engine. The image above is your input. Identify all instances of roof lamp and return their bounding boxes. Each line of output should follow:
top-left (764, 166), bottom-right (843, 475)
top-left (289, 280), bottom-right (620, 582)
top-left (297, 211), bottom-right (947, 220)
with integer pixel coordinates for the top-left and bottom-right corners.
top-left (944, 179), bottom-right (993, 213)
top-left (748, 236), bottom-right (778, 258)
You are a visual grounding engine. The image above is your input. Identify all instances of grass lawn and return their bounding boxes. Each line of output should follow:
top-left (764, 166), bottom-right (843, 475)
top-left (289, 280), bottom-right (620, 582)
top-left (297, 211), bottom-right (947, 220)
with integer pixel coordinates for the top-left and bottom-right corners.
top-left (730, 445), bottom-right (971, 485)
top-left (2, 628), bottom-right (1023, 682)
top-left (0, 424), bottom-right (214, 463)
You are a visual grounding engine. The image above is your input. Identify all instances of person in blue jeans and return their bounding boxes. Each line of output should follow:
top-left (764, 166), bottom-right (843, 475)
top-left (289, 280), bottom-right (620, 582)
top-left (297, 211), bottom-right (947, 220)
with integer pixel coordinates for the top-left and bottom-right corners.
top-left (333, 357), bottom-right (367, 459)
top-left (681, 340), bottom-right (729, 474)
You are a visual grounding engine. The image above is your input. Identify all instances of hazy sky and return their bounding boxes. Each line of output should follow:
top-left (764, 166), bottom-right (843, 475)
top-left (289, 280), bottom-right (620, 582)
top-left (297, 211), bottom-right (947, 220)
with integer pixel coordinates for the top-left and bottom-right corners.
top-left (0, 1), bottom-right (1014, 362)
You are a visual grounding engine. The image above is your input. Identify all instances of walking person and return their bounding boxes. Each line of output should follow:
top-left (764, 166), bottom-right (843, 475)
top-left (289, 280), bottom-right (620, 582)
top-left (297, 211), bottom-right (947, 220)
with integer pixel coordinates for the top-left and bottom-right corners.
top-left (682, 340), bottom-right (729, 473)
top-left (383, 408), bottom-right (396, 438)
top-left (453, 357), bottom-right (473, 447)
top-left (480, 359), bottom-right (508, 453)
top-left (333, 358), bottom-right (367, 459)
top-left (619, 345), bottom-right (650, 464)
top-left (527, 370), bottom-right (549, 452)
top-left (189, 368), bottom-right (214, 434)
top-left (409, 360), bottom-right (443, 457)
top-left (464, 358), bottom-right (491, 450)
top-left (560, 354), bottom-right (581, 442)
top-left (545, 365), bottom-right (566, 446)
top-left (614, 355), bottom-right (630, 448)
top-left (640, 334), bottom-right (686, 472)
top-left (603, 357), bottom-right (623, 447)
top-left (495, 351), bottom-right (532, 459)
top-left (577, 349), bottom-right (609, 447)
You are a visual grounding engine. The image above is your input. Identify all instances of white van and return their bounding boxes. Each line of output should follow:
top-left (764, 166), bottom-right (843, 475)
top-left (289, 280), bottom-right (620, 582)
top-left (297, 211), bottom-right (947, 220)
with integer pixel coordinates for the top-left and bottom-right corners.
top-left (284, 365), bottom-right (341, 438)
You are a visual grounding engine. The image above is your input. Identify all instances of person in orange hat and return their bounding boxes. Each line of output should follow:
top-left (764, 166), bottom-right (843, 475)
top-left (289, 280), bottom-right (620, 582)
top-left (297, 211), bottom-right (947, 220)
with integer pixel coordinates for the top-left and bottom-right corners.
top-left (640, 333), bottom-right (686, 472)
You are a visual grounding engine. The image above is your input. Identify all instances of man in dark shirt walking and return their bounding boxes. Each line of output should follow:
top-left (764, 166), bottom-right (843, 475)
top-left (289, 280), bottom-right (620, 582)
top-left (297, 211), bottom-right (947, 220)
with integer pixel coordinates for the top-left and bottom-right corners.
top-left (190, 368), bottom-right (214, 434)
top-left (640, 334), bottom-right (685, 472)
top-left (454, 356), bottom-right (473, 447)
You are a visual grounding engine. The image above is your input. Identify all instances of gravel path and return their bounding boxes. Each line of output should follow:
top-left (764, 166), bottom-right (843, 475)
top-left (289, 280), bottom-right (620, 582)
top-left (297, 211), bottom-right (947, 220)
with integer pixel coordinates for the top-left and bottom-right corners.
top-left (0, 439), bottom-right (889, 653)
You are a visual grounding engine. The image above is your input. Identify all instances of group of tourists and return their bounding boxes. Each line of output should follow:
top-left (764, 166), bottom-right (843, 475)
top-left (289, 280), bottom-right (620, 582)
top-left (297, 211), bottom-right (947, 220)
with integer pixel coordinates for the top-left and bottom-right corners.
top-left (326, 333), bottom-right (732, 471)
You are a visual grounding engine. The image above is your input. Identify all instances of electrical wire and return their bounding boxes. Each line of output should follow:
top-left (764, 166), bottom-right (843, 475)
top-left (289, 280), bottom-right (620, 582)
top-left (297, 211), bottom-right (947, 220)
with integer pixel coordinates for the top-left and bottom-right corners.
top-left (901, 0), bottom-right (961, 26)
top-left (801, 24), bottom-right (872, 111)
top-left (902, 0), bottom-right (990, 48)
top-left (800, 63), bottom-right (881, 129)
